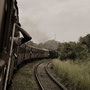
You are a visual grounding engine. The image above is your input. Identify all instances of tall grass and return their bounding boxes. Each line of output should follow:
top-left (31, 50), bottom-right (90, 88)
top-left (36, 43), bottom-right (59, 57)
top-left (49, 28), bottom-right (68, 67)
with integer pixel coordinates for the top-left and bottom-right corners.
top-left (9, 62), bottom-right (38, 90)
top-left (51, 59), bottom-right (90, 90)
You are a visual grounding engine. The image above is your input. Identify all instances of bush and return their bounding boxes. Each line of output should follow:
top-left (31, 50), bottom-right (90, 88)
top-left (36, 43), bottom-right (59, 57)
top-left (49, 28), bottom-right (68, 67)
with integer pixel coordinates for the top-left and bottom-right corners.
top-left (58, 42), bottom-right (88, 61)
top-left (51, 59), bottom-right (90, 90)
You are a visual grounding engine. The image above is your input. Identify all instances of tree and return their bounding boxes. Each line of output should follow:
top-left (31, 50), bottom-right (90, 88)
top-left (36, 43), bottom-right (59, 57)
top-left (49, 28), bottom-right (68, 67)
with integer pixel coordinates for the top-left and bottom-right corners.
top-left (75, 43), bottom-right (88, 59)
top-left (58, 42), bottom-right (76, 60)
top-left (58, 42), bottom-right (88, 60)
top-left (79, 34), bottom-right (90, 53)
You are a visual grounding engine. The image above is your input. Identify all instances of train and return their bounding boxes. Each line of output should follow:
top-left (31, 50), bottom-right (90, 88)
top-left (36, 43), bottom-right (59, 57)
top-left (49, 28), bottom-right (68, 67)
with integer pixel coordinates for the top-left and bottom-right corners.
top-left (0, 0), bottom-right (58, 90)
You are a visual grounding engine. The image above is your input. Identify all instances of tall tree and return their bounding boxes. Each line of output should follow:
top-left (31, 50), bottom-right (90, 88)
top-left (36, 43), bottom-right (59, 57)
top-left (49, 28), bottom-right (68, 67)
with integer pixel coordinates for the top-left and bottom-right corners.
top-left (79, 34), bottom-right (90, 52)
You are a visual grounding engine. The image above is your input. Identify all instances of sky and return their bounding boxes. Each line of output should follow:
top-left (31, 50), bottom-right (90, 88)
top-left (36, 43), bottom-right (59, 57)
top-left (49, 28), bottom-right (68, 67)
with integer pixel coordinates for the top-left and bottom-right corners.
top-left (18, 0), bottom-right (90, 43)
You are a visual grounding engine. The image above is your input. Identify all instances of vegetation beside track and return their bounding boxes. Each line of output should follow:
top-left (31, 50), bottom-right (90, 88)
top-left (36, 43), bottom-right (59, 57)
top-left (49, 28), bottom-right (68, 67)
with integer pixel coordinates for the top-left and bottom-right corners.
top-left (9, 61), bottom-right (39, 90)
top-left (51, 59), bottom-right (90, 90)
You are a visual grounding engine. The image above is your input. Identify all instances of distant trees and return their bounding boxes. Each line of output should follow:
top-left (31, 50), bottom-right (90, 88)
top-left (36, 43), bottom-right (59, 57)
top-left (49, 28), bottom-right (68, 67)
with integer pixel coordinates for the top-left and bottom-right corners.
top-left (75, 43), bottom-right (88, 60)
top-left (58, 42), bottom-right (76, 60)
top-left (58, 34), bottom-right (90, 61)
top-left (58, 42), bottom-right (88, 60)
top-left (79, 34), bottom-right (90, 52)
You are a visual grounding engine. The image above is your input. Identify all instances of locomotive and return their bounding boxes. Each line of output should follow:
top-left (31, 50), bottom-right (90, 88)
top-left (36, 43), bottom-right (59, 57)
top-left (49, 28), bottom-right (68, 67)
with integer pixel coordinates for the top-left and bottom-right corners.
top-left (0, 0), bottom-right (58, 90)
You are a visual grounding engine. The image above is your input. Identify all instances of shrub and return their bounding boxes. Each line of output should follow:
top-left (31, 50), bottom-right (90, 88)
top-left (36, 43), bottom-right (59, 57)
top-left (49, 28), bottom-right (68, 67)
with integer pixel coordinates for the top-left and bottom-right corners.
top-left (51, 59), bottom-right (90, 90)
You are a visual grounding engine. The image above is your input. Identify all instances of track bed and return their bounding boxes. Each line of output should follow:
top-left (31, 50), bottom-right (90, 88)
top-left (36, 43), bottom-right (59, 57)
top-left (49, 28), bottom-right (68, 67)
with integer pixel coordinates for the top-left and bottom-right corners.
top-left (34, 61), bottom-right (67, 90)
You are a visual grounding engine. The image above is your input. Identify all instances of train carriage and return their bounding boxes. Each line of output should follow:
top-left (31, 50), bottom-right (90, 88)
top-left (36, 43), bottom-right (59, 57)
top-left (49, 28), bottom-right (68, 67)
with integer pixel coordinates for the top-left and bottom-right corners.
top-left (0, 0), bottom-right (16, 90)
top-left (0, 0), bottom-right (58, 90)
top-left (24, 44), bottom-right (31, 60)
top-left (17, 44), bottom-right (26, 65)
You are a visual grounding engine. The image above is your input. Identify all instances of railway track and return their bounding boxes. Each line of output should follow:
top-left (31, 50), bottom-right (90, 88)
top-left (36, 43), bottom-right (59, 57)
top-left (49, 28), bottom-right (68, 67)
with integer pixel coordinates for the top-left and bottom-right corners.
top-left (34, 60), bottom-right (67, 90)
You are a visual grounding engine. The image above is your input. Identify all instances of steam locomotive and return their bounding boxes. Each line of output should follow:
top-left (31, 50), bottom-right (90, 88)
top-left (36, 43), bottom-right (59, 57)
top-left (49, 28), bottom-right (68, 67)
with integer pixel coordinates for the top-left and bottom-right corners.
top-left (0, 0), bottom-right (58, 90)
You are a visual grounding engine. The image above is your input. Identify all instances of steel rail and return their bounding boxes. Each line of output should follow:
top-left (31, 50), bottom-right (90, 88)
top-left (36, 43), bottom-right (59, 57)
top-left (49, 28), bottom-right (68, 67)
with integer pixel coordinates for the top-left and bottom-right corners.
top-left (34, 62), bottom-right (45, 90)
top-left (34, 61), bottom-right (68, 90)
top-left (45, 62), bottom-right (68, 90)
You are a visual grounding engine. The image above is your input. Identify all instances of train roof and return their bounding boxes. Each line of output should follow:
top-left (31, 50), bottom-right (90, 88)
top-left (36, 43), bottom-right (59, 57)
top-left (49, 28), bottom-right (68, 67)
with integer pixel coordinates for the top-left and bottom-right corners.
top-left (23, 43), bottom-right (49, 51)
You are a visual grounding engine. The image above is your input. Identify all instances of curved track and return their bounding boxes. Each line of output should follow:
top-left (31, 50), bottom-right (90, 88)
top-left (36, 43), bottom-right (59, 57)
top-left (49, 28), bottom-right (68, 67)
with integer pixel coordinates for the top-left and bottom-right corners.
top-left (34, 61), bottom-right (67, 90)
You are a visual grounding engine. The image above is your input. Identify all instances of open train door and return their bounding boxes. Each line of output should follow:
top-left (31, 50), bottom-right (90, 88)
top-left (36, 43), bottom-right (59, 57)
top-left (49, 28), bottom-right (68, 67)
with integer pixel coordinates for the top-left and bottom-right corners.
top-left (0, 0), bottom-right (19, 90)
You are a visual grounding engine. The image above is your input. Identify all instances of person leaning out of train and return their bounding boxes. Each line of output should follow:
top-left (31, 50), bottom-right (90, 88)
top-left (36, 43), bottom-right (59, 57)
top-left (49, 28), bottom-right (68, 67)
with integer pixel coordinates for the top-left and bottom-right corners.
top-left (13, 23), bottom-right (32, 66)
top-left (14, 23), bottom-right (32, 46)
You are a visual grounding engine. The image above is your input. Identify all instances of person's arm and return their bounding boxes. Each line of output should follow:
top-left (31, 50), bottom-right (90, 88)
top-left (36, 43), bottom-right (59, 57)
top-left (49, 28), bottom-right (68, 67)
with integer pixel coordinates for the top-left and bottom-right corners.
top-left (16, 24), bottom-right (32, 43)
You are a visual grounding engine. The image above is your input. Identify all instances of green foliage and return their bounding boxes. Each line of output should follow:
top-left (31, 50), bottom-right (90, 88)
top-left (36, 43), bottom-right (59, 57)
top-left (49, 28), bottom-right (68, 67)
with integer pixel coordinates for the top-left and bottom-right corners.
top-left (74, 43), bottom-right (88, 60)
top-left (58, 42), bottom-right (76, 60)
top-left (58, 41), bottom-right (88, 60)
top-left (79, 34), bottom-right (90, 52)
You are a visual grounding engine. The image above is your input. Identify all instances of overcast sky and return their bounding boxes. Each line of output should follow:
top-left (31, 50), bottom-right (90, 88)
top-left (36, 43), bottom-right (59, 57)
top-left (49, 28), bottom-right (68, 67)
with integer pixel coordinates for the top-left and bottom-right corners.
top-left (18, 0), bottom-right (90, 43)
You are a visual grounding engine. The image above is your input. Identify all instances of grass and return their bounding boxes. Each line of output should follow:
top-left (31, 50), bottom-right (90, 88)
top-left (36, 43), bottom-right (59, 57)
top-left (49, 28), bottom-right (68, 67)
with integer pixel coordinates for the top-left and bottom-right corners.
top-left (51, 59), bottom-right (90, 90)
top-left (9, 62), bottom-right (39, 90)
